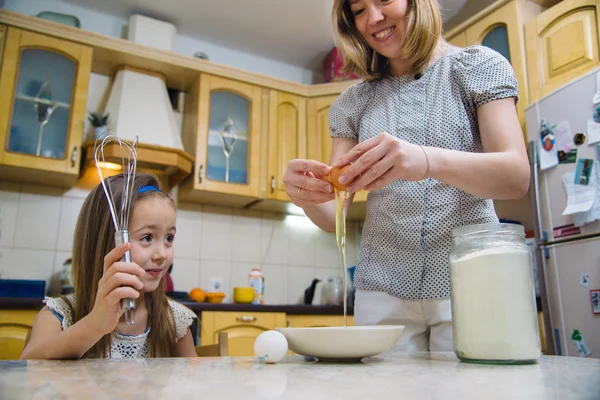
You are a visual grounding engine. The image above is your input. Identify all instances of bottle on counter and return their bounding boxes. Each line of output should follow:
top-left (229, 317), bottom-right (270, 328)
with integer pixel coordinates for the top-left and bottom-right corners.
top-left (322, 276), bottom-right (343, 305)
top-left (59, 258), bottom-right (73, 295)
top-left (248, 268), bottom-right (264, 305)
top-left (449, 222), bottom-right (541, 364)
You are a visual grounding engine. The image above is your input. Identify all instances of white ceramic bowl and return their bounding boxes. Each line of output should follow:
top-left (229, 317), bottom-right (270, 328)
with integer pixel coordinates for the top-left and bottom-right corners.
top-left (276, 325), bottom-right (405, 362)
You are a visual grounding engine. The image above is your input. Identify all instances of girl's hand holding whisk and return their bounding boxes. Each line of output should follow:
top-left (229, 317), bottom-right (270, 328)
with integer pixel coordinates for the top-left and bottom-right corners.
top-left (90, 243), bottom-right (145, 335)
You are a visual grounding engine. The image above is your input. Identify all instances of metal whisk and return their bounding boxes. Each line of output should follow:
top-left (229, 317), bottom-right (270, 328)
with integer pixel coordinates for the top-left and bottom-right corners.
top-left (94, 134), bottom-right (138, 325)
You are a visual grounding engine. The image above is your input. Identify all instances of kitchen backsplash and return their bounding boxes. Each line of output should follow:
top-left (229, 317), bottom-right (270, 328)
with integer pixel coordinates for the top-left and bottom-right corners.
top-left (0, 179), bottom-right (360, 305)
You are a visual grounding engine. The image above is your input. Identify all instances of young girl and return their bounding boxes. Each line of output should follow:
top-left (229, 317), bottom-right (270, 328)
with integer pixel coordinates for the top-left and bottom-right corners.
top-left (283, 0), bottom-right (529, 352)
top-left (21, 173), bottom-right (198, 359)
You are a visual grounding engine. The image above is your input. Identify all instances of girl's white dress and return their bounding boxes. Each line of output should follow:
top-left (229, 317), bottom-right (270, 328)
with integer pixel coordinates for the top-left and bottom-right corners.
top-left (44, 294), bottom-right (196, 358)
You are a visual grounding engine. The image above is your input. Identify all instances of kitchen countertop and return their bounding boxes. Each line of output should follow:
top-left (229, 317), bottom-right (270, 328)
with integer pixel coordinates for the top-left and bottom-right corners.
top-left (0, 297), bottom-right (354, 315)
top-left (1, 351), bottom-right (598, 399)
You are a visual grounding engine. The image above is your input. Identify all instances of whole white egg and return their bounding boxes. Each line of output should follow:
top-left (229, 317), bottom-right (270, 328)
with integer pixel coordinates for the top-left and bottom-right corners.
top-left (254, 330), bottom-right (288, 363)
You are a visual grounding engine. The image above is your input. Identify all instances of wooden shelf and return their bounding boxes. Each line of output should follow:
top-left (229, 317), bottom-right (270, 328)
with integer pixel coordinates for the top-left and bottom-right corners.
top-left (0, 9), bottom-right (360, 96)
top-left (82, 140), bottom-right (194, 191)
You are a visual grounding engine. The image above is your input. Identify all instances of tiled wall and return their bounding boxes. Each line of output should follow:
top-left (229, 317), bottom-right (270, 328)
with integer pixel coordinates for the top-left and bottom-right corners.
top-left (0, 180), bottom-right (360, 305)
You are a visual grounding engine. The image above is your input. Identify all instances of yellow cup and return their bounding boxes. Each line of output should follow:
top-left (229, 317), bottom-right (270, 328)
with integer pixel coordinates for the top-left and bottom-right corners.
top-left (233, 287), bottom-right (255, 304)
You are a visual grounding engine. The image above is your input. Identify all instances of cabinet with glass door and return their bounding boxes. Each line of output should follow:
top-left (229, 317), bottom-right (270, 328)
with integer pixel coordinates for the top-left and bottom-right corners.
top-left (180, 74), bottom-right (262, 207)
top-left (445, 0), bottom-right (548, 143)
top-left (0, 27), bottom-right (92, 187)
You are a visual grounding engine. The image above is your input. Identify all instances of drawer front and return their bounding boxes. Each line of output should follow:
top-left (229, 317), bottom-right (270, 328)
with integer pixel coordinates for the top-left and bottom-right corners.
top-left (209, 311), bottom-right (286, 331)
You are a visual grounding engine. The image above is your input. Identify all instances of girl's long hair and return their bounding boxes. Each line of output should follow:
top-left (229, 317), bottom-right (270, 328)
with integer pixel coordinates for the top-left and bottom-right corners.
top-left (67, 172), bottom-right (177, 358)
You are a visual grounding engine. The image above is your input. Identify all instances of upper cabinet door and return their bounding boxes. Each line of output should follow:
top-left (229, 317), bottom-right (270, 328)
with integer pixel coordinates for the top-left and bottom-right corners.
top-left (481, 25), bottom-right (511, 62)
top-left (0, 25), bottom-right (5, 62)
top-left (267, 90), bottom-right (306, 202)
top-left (447, 30), bottom-right (468, 48)
top-left (181, 74), bottom-right (262, 204)
top-left (306, 95), bottom-right (367, 203)
top-left (525, 0), bottom-right (600, 102)
top-left (465, 0), bottom-right (530, 136)
top-left (306, 95), bottom-right (337, 167)
top-left (0, 27), bottom-right (92, 183)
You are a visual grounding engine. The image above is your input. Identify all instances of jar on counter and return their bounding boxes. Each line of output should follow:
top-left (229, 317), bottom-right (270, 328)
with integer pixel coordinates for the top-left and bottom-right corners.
top-left (449, 223), bottom-right (541, 364)
top-left (322, 276), bottom-right (343, 305)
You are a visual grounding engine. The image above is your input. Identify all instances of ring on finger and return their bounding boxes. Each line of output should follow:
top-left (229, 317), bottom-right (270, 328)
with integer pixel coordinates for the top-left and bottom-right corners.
top-left (297, 187), bottom-right (302, 199)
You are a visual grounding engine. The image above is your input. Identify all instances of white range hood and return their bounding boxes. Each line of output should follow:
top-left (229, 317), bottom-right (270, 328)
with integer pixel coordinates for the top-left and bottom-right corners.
top-left (85, 14), bottom-right (193, 191)
top-left (104, 14), bottom-right (182, 150)
top-left (104, 66), bottom-right (183, 150)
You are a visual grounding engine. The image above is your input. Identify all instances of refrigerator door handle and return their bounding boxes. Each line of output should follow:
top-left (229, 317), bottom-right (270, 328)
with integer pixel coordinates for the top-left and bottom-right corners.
top-left (529, 142), bottom-right (556, 355)
top-left (528, 141), bottom-right (546, 241)
top-left (538, 245), bottom-right (557, 355)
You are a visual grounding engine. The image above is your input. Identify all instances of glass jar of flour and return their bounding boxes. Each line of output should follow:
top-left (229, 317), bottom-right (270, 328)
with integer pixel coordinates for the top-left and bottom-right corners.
top-left (449, 223), bottom-right (541, 364)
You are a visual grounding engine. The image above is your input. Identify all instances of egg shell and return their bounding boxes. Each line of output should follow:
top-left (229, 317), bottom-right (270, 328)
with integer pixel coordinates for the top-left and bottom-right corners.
top-left (327, 164), bottom-right (351, 191)
top-left (254, 330), bottom-right (288, 363)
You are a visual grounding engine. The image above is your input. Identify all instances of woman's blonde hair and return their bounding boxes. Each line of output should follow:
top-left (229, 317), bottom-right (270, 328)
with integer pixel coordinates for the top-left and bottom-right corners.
top-left (67, 172), bottom-right (177, 358)
top-left (332, 0), bottom-right (442, 80)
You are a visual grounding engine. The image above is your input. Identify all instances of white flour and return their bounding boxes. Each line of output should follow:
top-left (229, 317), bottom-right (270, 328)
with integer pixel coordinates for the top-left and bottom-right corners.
top-left (450, 247), bottom-right (541, 361)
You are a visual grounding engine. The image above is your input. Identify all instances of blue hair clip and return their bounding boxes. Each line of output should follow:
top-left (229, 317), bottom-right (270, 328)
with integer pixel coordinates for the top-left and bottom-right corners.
top-left (137, 185), bottom-right (161, 194)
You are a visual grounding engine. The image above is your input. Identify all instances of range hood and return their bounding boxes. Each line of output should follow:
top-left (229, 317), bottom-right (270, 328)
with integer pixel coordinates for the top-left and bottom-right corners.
top-left (83, 14), bottom-right (193, 190)
top-left (105, 66), bottom-right (184, 150)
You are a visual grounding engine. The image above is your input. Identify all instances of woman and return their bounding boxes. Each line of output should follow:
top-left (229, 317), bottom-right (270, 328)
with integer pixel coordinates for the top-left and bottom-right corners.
top-left (282, 0), bottom-right (529, 352)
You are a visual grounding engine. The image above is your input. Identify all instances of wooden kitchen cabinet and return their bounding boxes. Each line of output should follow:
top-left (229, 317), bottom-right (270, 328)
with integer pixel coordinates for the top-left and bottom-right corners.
top-left (180, 74), bottom-right (263, 208)
top-left (445, 0), bottom-right (546, 142)
top-left (306, 95), bottom-right (368, 216)
top-left (525, 0), bottom-right (600, 102)
top-left (266, 90), bottom-right (307, 202)
top-left (0, 27), bottom-right (92, 187)
top-left (200, 311), bottom-right (286, 356)
top-left (447, 30), bottom-right (468, 48)
top-left (0, 310), bottom-right (37, 360)
top-left (0, 25), bottom-right (5, 64)
top-left (251, 89), bottom-right (308, 214)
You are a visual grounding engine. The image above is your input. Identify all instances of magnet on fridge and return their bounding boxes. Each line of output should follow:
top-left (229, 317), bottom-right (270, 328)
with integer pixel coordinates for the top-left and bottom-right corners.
top-left (543, 135), bottom-right (555, 151)
top-left (591, 289), bottom-right (600, 314)
top-left (571, 329), bottom-right (592, 357)
top-left (558, 150), bottom-right (577, 163)
top-left (540, 119), bottom-right (555, 151)
top-left (580, 272), bottom-right (591, 287)
top-left (594, 106), bottom-right (600, 123)
top-left (574, 132), bottom-right (586, 145)
top-left (574, 158), bottom-right (594, 185)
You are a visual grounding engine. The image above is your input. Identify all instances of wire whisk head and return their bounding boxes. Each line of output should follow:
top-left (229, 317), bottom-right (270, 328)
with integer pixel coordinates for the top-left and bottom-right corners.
top-left (94, 133), bottom-right (138, 232)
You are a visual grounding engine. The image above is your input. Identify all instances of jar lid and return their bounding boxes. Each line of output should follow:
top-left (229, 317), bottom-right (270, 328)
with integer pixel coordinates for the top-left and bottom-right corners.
top-left (451, 222), bottom-right (524, 238)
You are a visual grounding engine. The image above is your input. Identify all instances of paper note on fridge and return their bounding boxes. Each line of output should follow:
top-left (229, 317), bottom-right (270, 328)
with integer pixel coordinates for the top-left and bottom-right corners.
top-left (573, 163), bottom-right (600, 226)
top-left (554, 120), bottom-right (575, 152)
top-left (587, 118), bottom-right (600, 145)
top-left (562, 171), bottom-right (596, 215)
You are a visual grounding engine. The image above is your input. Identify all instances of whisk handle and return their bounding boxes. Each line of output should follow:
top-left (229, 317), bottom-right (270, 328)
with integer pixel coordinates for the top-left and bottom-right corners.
top-left (114, 231), bottom-right (136, 315)
top-left (115, 231), bottom-right (132, 263)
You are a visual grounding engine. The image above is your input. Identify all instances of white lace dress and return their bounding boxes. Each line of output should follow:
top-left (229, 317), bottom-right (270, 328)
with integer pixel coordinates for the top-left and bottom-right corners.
top-left (44, 294), bottom-right (197, 358)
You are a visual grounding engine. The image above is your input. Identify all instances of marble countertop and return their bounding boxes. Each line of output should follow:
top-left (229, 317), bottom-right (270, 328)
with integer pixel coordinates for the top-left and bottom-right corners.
top-left (1, 351), bottom-right (599, 400)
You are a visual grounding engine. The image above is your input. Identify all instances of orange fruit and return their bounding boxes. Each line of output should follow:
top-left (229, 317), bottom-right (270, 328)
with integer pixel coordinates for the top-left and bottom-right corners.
top-left (189, 288), bottom-right (206, 302)
top-left (326, 164), bottom-right (352, 191)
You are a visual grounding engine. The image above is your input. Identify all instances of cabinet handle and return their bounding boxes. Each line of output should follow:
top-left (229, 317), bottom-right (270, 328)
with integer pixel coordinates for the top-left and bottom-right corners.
top-left (270, 176), bottom-right (276, 193)
top-left (198, 164), bottom-right (204, 184)
top-left (236, 316), bottom-right (256, 323)
top-left (70, 146), bottom-right (78, 168)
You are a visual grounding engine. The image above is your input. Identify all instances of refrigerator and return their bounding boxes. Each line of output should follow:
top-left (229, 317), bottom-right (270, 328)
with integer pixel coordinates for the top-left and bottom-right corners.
top-left (527, 67), bottom-right (600, 358)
